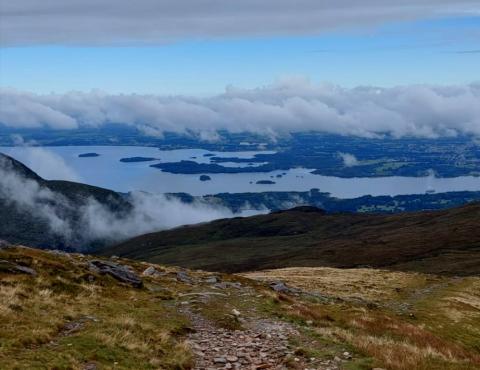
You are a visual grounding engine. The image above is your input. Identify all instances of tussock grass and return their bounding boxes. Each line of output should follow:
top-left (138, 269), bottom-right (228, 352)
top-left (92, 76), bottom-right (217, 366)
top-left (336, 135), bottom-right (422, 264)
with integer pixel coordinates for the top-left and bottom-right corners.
top-left (2, 247), bottom-right (480, 370)
top-left (0, 247), bottom-right (193, 369)
top-left (248, 267), bottom-right (480, 370)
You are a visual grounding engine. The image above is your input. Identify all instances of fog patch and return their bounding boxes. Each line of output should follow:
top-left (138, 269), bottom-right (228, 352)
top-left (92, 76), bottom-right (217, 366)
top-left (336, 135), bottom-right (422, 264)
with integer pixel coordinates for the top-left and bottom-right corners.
top-left (338, 152), bottom-right (359, 167)
top-left (0, 155), bottom-right (243, 249)
top-left (8, 135), bottom-right (81, 181)
top-left (79, 191), bottom-right (237, 242)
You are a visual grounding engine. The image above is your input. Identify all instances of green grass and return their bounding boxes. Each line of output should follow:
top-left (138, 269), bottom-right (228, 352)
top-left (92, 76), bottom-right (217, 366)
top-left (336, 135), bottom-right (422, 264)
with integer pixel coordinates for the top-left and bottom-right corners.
top-left (2, 246), bottom-right (480, 370)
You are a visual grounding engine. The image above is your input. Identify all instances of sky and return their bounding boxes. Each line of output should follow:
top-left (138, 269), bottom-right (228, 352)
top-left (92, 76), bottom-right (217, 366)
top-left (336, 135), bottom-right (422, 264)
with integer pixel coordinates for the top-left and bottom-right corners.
top-left (0, 1), bottom-right (479, 140)
top-left (0, 1), bottom-right (479, 95)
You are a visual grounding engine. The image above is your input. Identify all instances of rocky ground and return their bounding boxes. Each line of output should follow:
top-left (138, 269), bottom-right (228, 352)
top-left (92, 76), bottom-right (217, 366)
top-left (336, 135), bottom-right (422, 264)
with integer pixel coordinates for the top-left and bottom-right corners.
top-left (1, 245), bottom-right (479, 370)
top-left (181, 303), bottom-right (347, 370)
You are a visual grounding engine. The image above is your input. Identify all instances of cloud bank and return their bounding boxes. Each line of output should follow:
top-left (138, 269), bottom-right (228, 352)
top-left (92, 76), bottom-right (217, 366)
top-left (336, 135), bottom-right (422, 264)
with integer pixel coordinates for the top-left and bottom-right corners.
top-left (1, 0), bottom-right (479, 46)
top-left (1, 81), bottom-right (480, 139)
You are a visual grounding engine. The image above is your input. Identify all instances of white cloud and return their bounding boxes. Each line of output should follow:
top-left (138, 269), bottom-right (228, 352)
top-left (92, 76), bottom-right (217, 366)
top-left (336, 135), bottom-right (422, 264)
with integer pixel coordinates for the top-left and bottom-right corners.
top-left (0, 89), bottom-right (78, 129)
top-left (1, 81), bottom-right (480, 139)
top-left (0, 154), bottom-right (238, 248)
top-left (338, 152), bottom-right (359, 167)
top-left (1, 1), bottom-right (479, 46)
top-left (6, 135), bottom-right (81, 181)
top-left (18, 148), bottom-right (81, 182)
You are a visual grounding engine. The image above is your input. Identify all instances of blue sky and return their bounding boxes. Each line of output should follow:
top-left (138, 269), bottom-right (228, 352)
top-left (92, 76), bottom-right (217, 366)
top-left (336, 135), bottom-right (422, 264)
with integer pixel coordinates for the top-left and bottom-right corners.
top-left (1, 15), bottom-right (479, 95)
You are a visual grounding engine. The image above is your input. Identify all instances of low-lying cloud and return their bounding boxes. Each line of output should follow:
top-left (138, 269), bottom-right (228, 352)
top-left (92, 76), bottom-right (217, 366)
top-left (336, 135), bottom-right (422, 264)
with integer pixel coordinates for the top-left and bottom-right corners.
top-left (338, 153), bottom-right (359, 167)
top-left (0, 154), bottom-right (238, 249)
top-left (1, 1), bottom-right (479, 46)
top-left (1, 81), bottom-right (480, 139)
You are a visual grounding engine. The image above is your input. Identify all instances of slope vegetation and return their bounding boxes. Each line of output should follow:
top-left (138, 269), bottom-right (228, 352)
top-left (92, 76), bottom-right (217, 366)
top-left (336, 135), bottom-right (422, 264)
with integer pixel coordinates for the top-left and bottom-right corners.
top-left (106, 204), bottom-right (480, 275)
top-left (1, 245), bottom-right (479, 369)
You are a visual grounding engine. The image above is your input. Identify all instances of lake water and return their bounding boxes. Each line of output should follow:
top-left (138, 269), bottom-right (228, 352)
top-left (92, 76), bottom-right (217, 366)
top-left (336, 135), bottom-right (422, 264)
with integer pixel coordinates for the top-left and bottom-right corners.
top-left (2, 145), bottom-right (480, 198)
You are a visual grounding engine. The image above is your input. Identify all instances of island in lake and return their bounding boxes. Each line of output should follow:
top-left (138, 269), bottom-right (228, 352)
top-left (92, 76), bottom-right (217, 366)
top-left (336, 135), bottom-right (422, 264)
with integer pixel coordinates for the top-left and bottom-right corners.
top-left (120, 157), bottom-right (157, 163)
top-left (199, 175), bottom-right (212, 182)
top-left (78, 152), bottom-right (100, 158)
top-left (151, 160), bottom-right (277, 174)
top-left (256, 180), bottom-right (276, 185)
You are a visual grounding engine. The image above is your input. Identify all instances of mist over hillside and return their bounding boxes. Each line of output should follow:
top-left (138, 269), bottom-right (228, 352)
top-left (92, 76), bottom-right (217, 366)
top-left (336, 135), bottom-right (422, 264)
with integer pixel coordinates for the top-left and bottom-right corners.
top-left (0, 153), bottom-right (235, 249)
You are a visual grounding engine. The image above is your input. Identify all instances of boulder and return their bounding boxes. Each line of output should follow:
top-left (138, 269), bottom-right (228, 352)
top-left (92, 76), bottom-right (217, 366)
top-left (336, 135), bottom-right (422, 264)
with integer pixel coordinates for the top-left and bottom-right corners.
top-left (142, 266), bottom-right (165, 277)
top-left (204, 276), bottom-right (219, 284)
top-left (176, 271), bottom-right (193, 284)
top-left (269, 281), bottom-right (300, 294)
top-left (89, 260), bottom-right (143, 288)
top-left (0, 259), bottom-right (37, 276)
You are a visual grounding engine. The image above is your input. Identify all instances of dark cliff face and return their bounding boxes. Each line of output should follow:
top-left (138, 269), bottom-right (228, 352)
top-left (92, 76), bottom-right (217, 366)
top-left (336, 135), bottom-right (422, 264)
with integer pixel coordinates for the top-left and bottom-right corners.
top-left (0, 153), bottom-right (132, 250)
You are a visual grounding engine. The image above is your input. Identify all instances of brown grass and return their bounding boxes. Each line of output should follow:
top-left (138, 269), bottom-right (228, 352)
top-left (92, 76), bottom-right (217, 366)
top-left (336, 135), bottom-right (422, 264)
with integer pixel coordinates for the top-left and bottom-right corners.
top-left (248, 267), bottom-right (480, 370)
top-left (243, 267), bottom-right (432, 303)
top-left (0, 247), bottom-right (193, 370)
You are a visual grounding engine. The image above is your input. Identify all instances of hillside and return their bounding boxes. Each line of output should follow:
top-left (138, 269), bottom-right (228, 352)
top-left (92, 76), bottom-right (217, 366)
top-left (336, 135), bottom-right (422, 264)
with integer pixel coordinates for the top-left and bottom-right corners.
top-left (1, 244), bottom-right (480, 369)
top-left (0, 153), bottom-right (131, 249)
top-left (105, 204), bottom-right (480, 275)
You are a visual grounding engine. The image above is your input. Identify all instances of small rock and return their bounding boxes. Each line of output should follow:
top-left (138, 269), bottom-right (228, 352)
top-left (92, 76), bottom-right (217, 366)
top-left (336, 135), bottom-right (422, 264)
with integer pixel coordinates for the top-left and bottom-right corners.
top-left (142, 266), bottom-right (165, 277)
top-left (343, 351), bottom-right (352, 359)
top-left (214, 357), bottom-right (227, 364)
top-left (270, 281), bottom-right (291, 293)
top-left (226, 355), bottom-right (238, 362)
top-left (142, 266), bottom-right (157, 276)
top-left (83, 363), bottom-right (97, 370)
top-left (204, 276), bottom-right (219, 284)
top-left (232, 309), bottom-right (241, 317)
top-left (176, 271), bottom-right (193, 284)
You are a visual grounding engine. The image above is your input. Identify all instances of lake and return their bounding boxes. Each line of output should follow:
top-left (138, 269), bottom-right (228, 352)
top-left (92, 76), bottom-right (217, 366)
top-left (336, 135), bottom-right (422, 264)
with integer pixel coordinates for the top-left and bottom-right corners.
top-left (1, 145), bottom-right (480, 198)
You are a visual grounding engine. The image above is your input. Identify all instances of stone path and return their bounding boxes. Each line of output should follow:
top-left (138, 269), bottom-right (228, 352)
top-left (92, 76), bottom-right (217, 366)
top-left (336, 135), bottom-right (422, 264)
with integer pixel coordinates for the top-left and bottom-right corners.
top-left (183, 307), bottom-right (299, 370)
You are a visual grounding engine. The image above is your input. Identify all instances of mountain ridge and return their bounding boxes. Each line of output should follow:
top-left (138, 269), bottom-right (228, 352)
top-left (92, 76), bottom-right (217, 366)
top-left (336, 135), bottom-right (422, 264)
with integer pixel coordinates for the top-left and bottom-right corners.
top-left (104, 202), bottom-right (480, 275)
top-left (0, 152), bottom-right (131, 249)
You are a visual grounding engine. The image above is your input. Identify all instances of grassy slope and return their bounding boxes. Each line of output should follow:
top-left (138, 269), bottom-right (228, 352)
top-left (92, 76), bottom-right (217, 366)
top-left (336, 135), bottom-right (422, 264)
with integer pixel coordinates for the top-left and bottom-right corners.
top-left (104, 203), bottom-right (480, 274)
top-left (0, 247), bottom-right (193, 369)
top-left (245, 268), bottom-right (480, 370)
top-left (1, 246), bottom-right (479, 369)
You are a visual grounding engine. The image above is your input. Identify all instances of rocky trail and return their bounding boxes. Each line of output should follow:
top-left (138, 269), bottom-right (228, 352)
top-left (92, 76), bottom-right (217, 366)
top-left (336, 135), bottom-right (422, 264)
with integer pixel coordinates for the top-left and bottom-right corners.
top-left (178, 291), bottom-right (343, 370)
top-left (183, 307), bottom-right (297, 370)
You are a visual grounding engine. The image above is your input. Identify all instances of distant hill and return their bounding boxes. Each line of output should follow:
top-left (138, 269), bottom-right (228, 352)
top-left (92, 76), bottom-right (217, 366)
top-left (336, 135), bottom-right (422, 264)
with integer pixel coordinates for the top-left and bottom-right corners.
top-left (105, 203), bottom-right (480, 275)
top-left (0, 153), bottom-right (131, 249)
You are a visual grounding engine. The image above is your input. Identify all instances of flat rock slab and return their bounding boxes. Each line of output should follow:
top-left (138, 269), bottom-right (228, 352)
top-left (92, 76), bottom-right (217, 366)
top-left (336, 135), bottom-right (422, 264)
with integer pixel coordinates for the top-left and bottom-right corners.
top-left (0, 259), bottom-right (37, 276)
top-left (89, 260), bottom-right (143, 288)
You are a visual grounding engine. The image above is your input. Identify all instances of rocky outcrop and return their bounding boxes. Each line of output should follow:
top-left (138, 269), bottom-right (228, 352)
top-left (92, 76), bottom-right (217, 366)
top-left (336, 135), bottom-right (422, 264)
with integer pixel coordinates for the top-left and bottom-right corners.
top-left (89, 260), bottom-right (143, 288)
top-left (270, 281), bottom-right (300, 294)
top-left (0, 259), bottom-right (37, 276)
